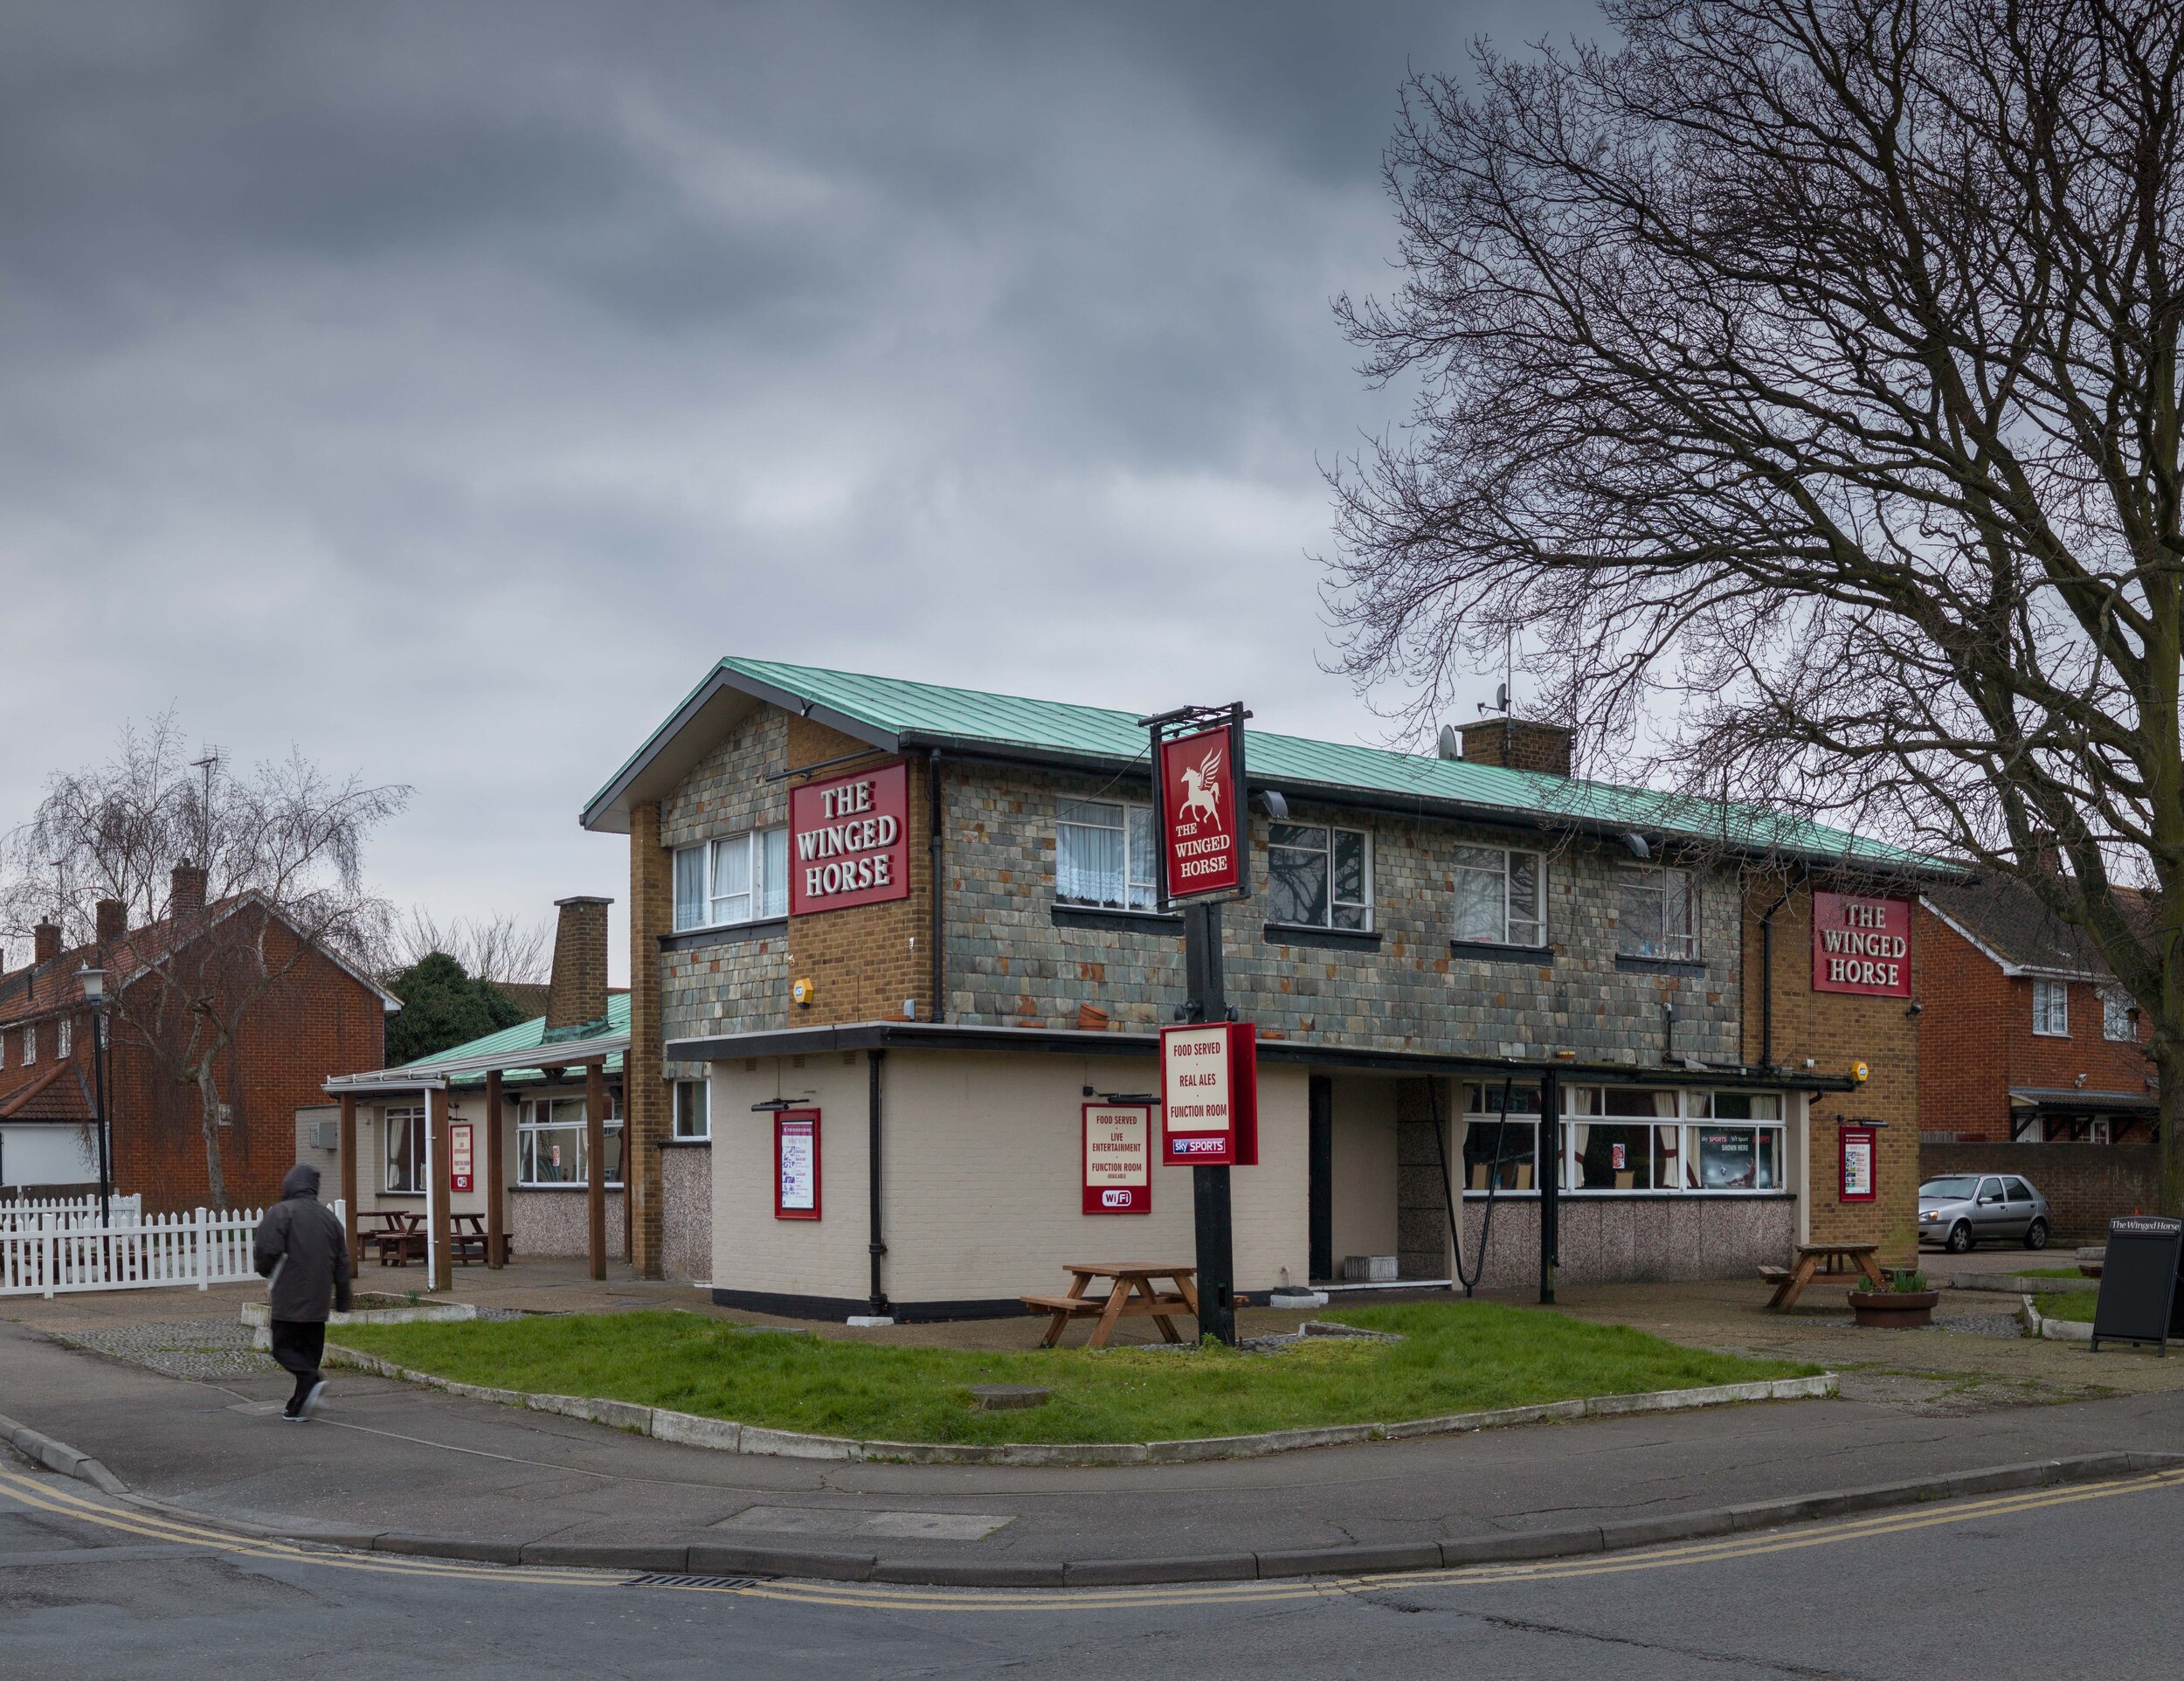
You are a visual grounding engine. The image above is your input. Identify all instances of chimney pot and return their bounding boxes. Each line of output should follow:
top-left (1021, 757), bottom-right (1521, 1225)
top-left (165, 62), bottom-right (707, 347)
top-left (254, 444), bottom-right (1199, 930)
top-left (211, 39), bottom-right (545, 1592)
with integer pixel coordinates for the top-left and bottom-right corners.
top-left (544, 895), bottom-right (613, 1032)
top-left (170, 861), bottom-right (209, 915)
top-left (95, 898), bottom-right (128, 947)
top-left (32, 922), bottom-right (61, 965)
top-left (1457, 718), bottom-right (1575, 778)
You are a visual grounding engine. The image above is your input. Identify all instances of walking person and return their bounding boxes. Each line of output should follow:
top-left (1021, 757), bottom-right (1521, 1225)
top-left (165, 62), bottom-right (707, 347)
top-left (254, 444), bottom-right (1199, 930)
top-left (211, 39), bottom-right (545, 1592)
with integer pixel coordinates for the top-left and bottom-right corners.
top-left (252, 1163), bottom-right (353, 1422)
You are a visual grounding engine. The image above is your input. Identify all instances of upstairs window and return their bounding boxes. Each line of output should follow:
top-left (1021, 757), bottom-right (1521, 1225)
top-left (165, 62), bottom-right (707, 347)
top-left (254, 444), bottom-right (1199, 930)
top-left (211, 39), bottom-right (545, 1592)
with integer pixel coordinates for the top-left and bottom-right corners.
top-left (1267, 824), bottom-right (1372, 930)
top-left (58, 1016), bottom-right (71, 1058)
top-left (1618, 866), bottom-right (1697, 960)
top-left (2032, 979), bottom-right (2070, 1037)
top-left (674, 827), bottom-right (789, 931)
top-left (2102, 987), bottom-right (2135, 1041)
top-left (1452, 847), bottom-right (1546, 947)
top-left (21, 1024), bottom-right (33, 1065)
top-left (1056, 800), bottom-right (1157, 910)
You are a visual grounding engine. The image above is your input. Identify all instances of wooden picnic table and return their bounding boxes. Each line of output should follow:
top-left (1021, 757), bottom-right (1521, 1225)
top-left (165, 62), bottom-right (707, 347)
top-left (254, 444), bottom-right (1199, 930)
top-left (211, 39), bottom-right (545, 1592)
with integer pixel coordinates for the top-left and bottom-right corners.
top-left (1022, 1262), bottom-right (1200, 1350)
top-left (373, 1211), bottom-right (427, 1268)
top-left (1762, 1242), bottom-right (1888, 1311)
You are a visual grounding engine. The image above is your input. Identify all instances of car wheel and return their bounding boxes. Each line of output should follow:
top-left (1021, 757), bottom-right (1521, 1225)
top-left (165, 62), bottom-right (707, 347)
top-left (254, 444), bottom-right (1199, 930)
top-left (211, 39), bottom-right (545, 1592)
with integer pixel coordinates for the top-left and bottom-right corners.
top-left (2024, 1218), bottom-right (2049, 1251)
top-left (1946, 1221), bottom-right (1973, 1254)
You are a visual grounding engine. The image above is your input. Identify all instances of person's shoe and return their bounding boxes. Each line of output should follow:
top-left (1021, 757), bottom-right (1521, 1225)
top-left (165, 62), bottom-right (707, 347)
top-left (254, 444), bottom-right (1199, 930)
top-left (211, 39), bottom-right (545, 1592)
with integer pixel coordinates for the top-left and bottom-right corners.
top-left (280, 1408), bottom-right (306, 1423)
top-left (299, 1380), bottom-right (328, 1420)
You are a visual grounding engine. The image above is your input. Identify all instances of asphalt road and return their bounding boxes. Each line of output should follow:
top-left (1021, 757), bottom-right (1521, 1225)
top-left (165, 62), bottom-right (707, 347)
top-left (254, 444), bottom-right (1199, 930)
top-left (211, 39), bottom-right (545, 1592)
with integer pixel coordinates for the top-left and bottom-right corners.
top-left (5, 1457), bottom-right (2178, 1679)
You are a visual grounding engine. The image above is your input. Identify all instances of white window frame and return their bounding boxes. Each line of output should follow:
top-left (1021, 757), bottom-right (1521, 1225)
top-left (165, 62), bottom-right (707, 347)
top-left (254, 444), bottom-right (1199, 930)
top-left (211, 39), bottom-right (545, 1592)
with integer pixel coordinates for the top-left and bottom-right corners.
top-left (673, 1078), bottom-right (710, 1141)
top-left (517, 1092), bottom-right (624, 1188)
top-left (1054, 799), bottom-right (1158, 911)
top-left (1457, 1088), bottom-right (1784, 1196)
top-left (2032, 978), bottom-right (2070, 1037)
top-left (58, 1016), bottom-right (71, 1059)
top-left (2102, 986), bottom-right (2135, 1042)
top-left (1265, 823), bottom-right (1373, 931)
top-left (673, 826), bottom-right (789, 933)
top-left (1616, 865), bottom-right (1698, 961)
top-left (21, 1024), bottom-right (34, 1065)
top-left (1452, 847), bottom-right (1547, 948)
top-left (384, 1104), bottom-right (426, 1194)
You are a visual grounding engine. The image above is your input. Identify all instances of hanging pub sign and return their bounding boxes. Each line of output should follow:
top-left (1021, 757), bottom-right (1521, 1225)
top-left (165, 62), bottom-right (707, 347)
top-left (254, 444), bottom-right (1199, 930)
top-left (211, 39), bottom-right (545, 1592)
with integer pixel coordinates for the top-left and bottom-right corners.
top-left (1839, 1124), bottom-right (1877, 1201)
top-left (1155, 721), bottom-right (1245, 903)
top-left (449, 1123), bottom-right (474, 1194)
top-left (1082, 1102), bottom-right (1154, 1214)
top-left (1812, 891), bottom-right (1912, 997)
top-left (775, 1110), bottom-right (821, 1220)
top-left (789, 762), bottom-right (912, 917)
top-left (1159, 1021), bottom-right (1258, 1166)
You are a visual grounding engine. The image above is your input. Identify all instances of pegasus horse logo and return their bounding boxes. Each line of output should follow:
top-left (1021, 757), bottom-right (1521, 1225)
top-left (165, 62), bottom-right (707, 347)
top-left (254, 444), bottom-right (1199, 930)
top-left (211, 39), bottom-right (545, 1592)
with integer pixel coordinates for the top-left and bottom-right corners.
top-left (1178, 742), bottom-right (1225, 828)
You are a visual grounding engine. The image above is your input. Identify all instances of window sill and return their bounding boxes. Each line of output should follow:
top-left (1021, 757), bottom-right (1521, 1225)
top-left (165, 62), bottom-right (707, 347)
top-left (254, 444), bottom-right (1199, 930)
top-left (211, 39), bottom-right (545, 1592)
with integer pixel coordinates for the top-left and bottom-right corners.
top-left (1449, 941), bottom-right (1553, 964)
top-left (2031, 1029), bottom-right (2071, 1040)
top-left (660, 1135), bottom-right (713, 1148)
top-left (1614, 953), bottom-right (1708, 976)
top-left (1051, 903), bottom-right (1183, 932)
top-left (660, 917), bottom-right (787, 953)
top-left (1460, 1188), bottom-right (1795, 1200)
top-left (513, 1183), bottom-right (626, 1193)
top-left (1264, 923), bottom-right (1381, 952)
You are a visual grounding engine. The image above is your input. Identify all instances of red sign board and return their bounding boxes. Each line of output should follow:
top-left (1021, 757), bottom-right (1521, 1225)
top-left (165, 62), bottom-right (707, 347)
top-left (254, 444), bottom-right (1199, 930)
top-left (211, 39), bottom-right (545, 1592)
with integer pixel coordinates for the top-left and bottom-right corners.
top-left (775, 1110), bottom-right (820, 1219)
top-left (449, 1123), bottom-right (473, 1194)
top-left (789, 762), bottom-right (912, 917)
top-left (1839, 1124), bottom-right (1877, 1201)
top-left (1159, 1021), bottom-right (1258, 1166)
top-left (1158, 726), bottom-right (1242, 902)
top-left (1082, 1103), bottom-right (1153, 1214)
top-left (1812, 892), bottom-right (1912, 997)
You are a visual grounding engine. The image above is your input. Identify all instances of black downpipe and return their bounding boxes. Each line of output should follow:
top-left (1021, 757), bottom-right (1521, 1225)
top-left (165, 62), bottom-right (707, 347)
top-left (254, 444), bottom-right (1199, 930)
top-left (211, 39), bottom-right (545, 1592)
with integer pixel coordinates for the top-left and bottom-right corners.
top-left (867, 1049), bottom-right (888, 1317)
top-left (1440, 1076), bottom-right (1514, 1297)
top-left (927, 751), bottom-right (944, 1024)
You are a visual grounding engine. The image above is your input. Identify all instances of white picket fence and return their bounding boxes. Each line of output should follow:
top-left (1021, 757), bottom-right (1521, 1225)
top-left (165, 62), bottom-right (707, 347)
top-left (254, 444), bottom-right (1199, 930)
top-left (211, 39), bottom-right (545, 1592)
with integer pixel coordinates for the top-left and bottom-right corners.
top-left (0, 1193), bottom-right (143, 1233)
top-left (0, 1200), bottom-right (345, 1299)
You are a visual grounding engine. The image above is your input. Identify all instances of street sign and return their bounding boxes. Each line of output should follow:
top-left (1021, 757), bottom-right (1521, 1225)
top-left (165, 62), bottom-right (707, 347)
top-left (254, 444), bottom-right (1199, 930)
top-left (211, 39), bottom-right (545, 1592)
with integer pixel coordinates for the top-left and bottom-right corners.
top-left (1082, 1102), bottom-right (1153, 1214)
top-left (1159, 1021), bottom-right (1258, 1166)
top-left (1156, 723), bottom-right (1244, 903)
top-left (2091, 1214), bottom-right (2184, 1354)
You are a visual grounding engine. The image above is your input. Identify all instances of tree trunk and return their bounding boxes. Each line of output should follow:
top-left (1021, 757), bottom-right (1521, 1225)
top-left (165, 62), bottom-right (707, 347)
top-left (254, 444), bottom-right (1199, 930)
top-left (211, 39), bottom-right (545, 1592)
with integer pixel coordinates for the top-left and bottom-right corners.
top-left (195, 1061), bottom-right (229, 1211)
top-left (2159, 1048), bottom-right (2184, 1221)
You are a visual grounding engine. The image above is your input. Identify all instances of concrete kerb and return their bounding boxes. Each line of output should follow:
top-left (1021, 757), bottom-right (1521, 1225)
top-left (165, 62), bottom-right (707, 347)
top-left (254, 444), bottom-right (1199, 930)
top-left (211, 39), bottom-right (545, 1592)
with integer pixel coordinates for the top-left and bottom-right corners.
top-left (2020, 1293), bottom-right (2096, 1343)
top-left (3, 1404), bottom-right (2179, 1588)
top-left (322, 1344), bottom-right (1839, 1467)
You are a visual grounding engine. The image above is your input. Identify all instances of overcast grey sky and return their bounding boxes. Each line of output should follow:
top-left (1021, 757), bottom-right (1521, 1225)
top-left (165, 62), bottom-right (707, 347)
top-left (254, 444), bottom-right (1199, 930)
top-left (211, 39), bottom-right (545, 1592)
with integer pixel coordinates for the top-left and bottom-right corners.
top-left (3, 1), bottom-right (1599, 980)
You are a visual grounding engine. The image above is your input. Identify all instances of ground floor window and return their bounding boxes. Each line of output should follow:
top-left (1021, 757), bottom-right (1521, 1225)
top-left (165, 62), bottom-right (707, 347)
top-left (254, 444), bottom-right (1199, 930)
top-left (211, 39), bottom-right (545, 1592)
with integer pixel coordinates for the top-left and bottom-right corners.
top-left (1459, 1086), bottom-right (1783, 1194)
top-left (674, 1079), bottom-right (709, 1141)
top-left (518, 1093), bottom-right (623, 1186)
top-left (384, 1105), bottom-right (426, 1193)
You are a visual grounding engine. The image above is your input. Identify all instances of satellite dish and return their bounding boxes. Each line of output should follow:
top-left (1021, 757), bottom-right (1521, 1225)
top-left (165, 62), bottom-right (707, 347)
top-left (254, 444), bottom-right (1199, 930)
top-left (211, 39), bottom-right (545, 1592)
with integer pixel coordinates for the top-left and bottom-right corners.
top-left (1437, 724), bottom-right (1462, 761)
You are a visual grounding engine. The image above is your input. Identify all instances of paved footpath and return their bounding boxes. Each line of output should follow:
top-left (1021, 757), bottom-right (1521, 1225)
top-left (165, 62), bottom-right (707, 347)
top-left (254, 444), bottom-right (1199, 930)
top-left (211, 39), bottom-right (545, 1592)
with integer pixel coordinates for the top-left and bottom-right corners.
top-left (8, 1309), bottom-right (2184, 1581)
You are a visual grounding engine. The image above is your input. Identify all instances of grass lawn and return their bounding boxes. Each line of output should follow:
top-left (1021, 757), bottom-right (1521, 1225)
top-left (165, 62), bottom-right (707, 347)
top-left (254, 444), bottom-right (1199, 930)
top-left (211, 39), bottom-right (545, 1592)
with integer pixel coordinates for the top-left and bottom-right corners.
top-left (333, 1303), bottom-right (1817, 1446)
top-left (2037, 1291), bottom-right (2097, 1323)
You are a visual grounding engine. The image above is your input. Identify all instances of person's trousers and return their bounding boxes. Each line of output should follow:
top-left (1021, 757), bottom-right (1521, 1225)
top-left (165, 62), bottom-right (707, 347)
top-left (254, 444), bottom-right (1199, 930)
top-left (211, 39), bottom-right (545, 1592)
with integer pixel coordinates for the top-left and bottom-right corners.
top-left (268, 1318), bottom-right (327, 1414)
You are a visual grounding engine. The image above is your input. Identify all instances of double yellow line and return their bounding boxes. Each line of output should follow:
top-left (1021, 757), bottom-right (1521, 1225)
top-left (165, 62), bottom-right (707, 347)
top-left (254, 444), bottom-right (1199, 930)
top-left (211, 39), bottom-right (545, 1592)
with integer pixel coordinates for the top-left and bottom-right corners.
top-left (5, 1462), bottom-right (2181, 1615)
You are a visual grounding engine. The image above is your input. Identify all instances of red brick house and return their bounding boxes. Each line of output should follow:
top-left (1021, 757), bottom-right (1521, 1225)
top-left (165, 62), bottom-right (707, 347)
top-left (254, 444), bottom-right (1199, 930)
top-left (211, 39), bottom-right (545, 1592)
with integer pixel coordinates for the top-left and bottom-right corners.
top-left (1917, 881), bottom-right (2155, 1145)
top-left (0, 866), bottom-right (396, 1211)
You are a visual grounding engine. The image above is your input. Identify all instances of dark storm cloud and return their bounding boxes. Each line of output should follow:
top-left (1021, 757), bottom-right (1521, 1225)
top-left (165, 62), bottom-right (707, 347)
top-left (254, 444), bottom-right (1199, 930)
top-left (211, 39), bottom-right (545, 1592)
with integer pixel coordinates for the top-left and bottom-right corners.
top-left (0, 0), bottom-right (1601, 973)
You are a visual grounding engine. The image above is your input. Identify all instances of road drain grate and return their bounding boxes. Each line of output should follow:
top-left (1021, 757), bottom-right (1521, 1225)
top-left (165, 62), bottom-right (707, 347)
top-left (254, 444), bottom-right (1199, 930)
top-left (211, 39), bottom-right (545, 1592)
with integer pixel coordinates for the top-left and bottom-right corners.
top-left (625, 1573), bottom-right (761, 1590)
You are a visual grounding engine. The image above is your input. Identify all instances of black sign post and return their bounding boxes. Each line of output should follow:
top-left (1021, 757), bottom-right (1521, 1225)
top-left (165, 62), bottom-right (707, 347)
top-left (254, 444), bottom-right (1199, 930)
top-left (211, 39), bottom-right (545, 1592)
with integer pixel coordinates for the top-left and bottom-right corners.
top-left (2090, 1214), bottom-right (2184, 1355)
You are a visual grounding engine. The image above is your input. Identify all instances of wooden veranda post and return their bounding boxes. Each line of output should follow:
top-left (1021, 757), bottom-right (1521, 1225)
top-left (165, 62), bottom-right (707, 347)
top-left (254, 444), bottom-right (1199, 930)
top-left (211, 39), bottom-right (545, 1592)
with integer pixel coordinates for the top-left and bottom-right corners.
top-left (337, 1092), bottom-right (358, 1262)
top-left (484, 1068), bottom-right (506, 1269)
top-left (427, 1083), bottom-right (452, 1292)
top-left (585, 1060), bottom-right (607, 1281)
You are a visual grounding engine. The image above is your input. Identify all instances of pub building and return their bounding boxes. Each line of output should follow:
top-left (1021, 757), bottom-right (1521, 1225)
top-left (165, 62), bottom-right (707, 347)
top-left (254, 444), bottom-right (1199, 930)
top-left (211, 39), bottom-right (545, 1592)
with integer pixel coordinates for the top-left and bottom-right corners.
top-left (581, 657), bottom-right (1931, 1320)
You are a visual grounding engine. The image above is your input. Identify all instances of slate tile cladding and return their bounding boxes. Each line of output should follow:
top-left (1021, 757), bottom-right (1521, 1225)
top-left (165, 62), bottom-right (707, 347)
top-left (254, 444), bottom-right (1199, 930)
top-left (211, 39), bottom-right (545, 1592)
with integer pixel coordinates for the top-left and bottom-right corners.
top-left (654, 710), bottom-right (1741, 1063)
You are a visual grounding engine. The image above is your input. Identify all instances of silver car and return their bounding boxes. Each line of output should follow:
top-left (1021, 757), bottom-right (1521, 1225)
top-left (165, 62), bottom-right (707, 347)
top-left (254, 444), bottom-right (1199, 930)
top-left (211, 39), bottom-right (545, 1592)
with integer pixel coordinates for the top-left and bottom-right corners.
top-left (1918, 1173), bottom-right (2053, 1253)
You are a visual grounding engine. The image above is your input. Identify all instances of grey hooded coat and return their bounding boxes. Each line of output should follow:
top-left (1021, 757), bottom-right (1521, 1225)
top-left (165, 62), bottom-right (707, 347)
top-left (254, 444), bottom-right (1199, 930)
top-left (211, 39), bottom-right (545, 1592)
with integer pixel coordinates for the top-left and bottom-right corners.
top-left (252, 1163), bottom-right (354, 1323)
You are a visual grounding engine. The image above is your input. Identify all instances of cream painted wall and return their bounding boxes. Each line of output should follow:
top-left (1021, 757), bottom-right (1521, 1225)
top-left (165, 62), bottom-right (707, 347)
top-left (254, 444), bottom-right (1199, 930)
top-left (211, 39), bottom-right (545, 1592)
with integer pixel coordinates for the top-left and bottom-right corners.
top-left (1327, 1076), bottom-right (1400, 1267)
top-left (708, 1050), bottom-right (1311, 1308)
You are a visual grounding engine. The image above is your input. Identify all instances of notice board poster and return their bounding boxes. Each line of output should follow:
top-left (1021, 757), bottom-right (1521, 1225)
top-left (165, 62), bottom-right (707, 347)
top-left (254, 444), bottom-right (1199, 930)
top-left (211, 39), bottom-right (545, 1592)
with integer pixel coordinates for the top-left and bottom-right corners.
top-left (1159, 1021), bottom-right (1258, 1166)
top-left (449, 1123), bottom-right (473, 1193)
top-left (1839, 1124), bottom-right (1876, 1201)
top-left (1812, 892), bottom-right (1912, 997)
top-left (1157, 725), bottom-right (1242, 902)
top-left (1082, 1103), bottom-right (1153, 1214)
top-left (775, 1110), bottom-right (821, 1219)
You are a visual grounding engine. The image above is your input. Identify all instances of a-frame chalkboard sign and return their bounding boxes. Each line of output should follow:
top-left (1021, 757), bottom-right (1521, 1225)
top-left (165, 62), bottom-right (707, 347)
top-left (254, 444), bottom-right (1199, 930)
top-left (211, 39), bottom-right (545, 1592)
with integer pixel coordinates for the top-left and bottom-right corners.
top-left (2090, 1214), bottom-right (2184, 1355)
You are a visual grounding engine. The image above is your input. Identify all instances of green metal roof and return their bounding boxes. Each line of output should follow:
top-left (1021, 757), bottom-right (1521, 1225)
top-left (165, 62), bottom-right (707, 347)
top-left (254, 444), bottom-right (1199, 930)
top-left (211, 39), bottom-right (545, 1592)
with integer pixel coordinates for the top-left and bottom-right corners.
top-left (394, 992), bottom-right (630, 1085)
top-left (591, 656), bottom-right (1935, 870)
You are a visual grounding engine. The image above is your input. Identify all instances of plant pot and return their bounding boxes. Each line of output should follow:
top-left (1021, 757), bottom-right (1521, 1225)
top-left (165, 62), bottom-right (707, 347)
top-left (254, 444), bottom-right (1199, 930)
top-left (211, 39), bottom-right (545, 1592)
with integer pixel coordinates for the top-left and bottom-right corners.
top-left (1847, 1289), bottom-right (1939, 1328)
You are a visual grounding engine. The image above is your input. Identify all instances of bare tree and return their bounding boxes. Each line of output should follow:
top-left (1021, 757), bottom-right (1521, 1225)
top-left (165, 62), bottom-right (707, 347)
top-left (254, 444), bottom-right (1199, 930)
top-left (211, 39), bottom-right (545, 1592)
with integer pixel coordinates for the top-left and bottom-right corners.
top-left (1325, 0), bottom-right (2184, 1202)
top-left (4, 714), bottom-right (409, 1207)
top-left (384, 906), bottom-right (550, 986)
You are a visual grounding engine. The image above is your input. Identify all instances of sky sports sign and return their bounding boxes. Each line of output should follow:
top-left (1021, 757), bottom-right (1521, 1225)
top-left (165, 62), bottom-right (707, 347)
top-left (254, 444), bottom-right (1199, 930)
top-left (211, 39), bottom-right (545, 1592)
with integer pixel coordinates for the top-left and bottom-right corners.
top-left (1159, 1021), bottom-right (1259, 1166)
top-left (1811, 890), bottom-right (1912, 997)
top-left (787, 762), bottom-right (912, 916)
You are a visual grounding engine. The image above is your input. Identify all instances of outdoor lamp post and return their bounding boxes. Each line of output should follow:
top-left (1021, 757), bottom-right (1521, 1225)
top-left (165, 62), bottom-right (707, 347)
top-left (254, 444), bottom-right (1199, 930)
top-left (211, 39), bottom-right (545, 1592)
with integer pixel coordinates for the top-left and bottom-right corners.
top-left (77, 965), bottom-right (110, 1226)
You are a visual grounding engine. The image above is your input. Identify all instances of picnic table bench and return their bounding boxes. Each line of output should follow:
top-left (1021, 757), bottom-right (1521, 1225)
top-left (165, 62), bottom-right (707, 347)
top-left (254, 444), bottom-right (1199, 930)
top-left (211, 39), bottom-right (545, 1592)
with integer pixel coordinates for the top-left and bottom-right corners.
top-left (1023, 1262), bottom-right (1200, 1349)
top-left (1763, 1242), bottom-right (1888, 1311)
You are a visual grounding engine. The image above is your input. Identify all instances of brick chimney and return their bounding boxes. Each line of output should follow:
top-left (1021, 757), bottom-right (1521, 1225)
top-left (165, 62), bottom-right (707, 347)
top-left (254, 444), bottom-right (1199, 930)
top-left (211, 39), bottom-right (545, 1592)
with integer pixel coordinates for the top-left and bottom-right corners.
top-left (544, 896), bottom-right (612, 1033)
top-left (169, 861), bottom-right (209, 915)
top-left (1457, 718), bottom-right (1575, 777)
top-left (33, 922), bottom-right (61, 965)
top-left (95, 898), bottom-right (128, 946)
